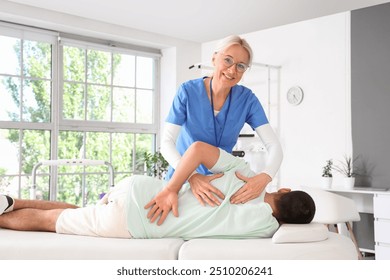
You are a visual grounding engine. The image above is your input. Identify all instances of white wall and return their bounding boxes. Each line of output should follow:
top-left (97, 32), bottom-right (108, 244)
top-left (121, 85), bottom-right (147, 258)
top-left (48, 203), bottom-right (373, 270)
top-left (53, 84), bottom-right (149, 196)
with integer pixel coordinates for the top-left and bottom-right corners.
top-left (202, 12), bottom-right (352, 188)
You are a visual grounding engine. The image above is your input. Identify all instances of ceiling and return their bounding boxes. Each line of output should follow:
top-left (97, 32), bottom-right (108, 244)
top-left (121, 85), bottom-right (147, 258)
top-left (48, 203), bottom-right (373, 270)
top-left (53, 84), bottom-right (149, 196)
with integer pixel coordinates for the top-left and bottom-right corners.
top-left (5, 0), bottom-right (390, 42)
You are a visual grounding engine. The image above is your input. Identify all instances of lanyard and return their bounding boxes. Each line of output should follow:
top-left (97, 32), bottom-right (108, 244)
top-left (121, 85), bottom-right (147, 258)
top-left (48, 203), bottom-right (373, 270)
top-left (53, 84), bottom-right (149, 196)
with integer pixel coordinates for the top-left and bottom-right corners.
top-left (209, 78), bottom-right (232, 147)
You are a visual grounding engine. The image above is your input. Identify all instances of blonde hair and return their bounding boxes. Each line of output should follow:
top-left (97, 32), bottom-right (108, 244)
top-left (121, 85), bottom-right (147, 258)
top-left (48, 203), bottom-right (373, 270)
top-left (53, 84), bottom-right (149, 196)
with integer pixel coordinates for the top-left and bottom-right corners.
top-left (214, 35), bottom-right (253, 66)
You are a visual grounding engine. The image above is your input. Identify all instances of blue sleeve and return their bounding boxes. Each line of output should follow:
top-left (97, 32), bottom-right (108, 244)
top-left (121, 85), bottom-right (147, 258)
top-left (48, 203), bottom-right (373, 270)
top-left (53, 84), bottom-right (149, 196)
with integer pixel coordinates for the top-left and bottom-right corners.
top-left (246, 94), bottom-right (269, 129)
top-left (165, 83), bottom-right (188, 125)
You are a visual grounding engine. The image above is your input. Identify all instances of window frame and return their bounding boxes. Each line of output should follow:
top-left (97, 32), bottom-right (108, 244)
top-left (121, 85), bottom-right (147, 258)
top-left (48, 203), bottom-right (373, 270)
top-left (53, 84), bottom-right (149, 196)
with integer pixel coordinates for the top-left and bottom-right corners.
top-left (0, 22), bottom-right (162, 204)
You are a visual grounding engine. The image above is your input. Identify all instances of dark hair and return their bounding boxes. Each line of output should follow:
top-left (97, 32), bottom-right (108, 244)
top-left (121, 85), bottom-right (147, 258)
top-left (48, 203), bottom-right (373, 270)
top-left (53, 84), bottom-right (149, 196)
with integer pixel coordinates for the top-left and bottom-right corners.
top-left (275, 191), bottom-right (316, 224)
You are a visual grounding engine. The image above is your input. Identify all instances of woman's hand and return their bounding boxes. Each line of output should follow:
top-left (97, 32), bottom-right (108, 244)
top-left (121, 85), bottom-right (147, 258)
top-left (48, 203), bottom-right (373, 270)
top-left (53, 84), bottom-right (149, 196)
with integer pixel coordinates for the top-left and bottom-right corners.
top-left (230, 172), bottom-right (272, 204)
top-left (188, 173), bottom-right (225, 206)
top-left (144, 187), bottom-right (179, 226)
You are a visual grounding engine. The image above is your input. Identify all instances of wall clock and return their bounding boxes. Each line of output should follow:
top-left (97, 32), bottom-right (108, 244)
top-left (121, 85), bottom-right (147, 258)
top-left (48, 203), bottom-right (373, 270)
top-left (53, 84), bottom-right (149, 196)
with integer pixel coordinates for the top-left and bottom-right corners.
top-left (287, 86), bottom-right (304, 105)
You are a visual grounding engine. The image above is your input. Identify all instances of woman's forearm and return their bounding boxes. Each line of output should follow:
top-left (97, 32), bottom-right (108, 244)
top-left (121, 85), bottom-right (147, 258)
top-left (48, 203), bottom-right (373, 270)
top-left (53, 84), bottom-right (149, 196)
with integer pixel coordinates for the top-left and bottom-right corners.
top-left (160, 122), bottom-right (182, 169)
top-left (255, 124), bottom-right (283, 179)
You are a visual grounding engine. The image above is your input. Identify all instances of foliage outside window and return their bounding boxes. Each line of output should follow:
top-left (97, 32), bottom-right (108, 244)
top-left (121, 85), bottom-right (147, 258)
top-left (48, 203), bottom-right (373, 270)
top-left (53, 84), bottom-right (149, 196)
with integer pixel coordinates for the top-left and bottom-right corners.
top-left (0, 24), bottom-right (160, 206)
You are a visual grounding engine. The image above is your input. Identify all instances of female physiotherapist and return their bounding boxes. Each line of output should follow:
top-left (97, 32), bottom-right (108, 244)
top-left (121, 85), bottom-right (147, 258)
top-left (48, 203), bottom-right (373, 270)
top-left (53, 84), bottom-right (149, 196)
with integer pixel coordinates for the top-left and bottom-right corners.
top-left (160, 35), bottom-right (283, 207)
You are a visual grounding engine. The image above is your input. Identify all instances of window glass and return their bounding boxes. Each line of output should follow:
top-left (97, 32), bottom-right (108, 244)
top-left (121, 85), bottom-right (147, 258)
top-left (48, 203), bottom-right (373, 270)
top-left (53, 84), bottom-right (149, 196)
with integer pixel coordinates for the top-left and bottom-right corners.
top-left (63, 82), bottom-right (85, 120)
top-left (111, 133), bottom-right (134, 173)
top-left (23, 40), bottom-right (52, 79)
top-left (57, 174), bottom-right (82, 205)
top-left (85, 132), bottom-right (110, 164)
top-left (112, 87), bottom-right (135, 122)
top-left (0, 36), bottom-right (20, 75)
top-left (87, 85), bottom-right (111, 121)
top-left (113, 53), bottom-right (135, 87)
top-left (0, 76), bottom-right (20, 121)
top-left (21, 130), bottom-right (51, 175)
top-left (32, 174), bottom-right (50, 200)
top-left (0, 129), bottom-right (19, 175)
top-left (22, 79), bottom-right (51, 122)
top-left (135, 133), bottom-right (154, 174)
top-left (84, 174), bottom-right (109, 206)
top-left (0, 27), bottom-right (160, 206)
top-left (0, 38), bottom-right (52, 123)
top-left (63, 46), bottom-right (85, 82)
top-left (0, 128), bottom-right (50, 199)
top-left (136, 89), bottom-right (153, 124)
top-left (58, 131), bottom-right (85, 165)
top-left (136, 56), bottom-right (154, 89)
top-left (87, 49), bottom-right (111, 84)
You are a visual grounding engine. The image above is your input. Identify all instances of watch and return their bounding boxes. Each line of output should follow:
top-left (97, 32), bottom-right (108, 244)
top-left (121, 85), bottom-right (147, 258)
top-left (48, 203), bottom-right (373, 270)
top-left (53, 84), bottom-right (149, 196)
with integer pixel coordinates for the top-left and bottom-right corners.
top-left (287, 86), bottom-right (304, 105)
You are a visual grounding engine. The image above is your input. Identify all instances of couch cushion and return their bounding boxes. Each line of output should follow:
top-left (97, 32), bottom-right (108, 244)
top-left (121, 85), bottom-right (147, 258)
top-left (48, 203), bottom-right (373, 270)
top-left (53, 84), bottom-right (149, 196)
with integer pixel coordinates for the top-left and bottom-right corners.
top-left (178, 232), bottom-right (357, 260)
top-left (0, 228), bottom-right (184, 260)
top-left (272, 223), bottom-right (329, 243)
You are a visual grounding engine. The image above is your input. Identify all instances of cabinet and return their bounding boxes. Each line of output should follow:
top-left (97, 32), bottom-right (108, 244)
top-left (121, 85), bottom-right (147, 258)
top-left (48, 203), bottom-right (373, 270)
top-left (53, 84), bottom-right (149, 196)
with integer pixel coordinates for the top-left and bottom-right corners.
top-left (374, 194), bottom-right (390, 259)
top-left (327, 187), bottom-right (390, 259)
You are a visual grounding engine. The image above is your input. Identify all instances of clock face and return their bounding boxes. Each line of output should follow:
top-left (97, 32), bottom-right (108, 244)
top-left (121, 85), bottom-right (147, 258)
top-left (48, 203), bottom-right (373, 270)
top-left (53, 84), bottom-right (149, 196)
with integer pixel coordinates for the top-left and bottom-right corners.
top-left (287, 86), bottom-right (304, 105)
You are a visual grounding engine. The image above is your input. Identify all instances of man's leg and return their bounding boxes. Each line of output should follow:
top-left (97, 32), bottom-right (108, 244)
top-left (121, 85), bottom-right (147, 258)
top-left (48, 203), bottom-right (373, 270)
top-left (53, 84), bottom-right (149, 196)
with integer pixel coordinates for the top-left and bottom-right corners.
top-left (12, 198), bottom-right (78, 211)
top-left (0, 208), bottom-right (64, 232)
top-left (1, 195), bottom-right (77, 214)
top-left (0, 197), bottom-right (78, 231)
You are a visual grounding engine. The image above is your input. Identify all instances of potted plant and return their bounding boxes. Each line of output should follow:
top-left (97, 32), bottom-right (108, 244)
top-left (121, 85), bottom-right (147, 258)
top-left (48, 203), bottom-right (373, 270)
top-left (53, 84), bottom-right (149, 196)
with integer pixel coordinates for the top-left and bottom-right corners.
top-left (321, 159), bottom-right (333, 188)
top-left (142, 151), bottom-right (169, 180)
top-left (333, 155), bottom-right (356, 189)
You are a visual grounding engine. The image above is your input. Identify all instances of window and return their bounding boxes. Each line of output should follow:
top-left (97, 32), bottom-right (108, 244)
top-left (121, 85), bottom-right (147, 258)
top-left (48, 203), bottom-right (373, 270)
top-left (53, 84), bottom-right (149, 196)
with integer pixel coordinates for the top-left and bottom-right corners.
top-left (0, 23), bottom-right (160, 206)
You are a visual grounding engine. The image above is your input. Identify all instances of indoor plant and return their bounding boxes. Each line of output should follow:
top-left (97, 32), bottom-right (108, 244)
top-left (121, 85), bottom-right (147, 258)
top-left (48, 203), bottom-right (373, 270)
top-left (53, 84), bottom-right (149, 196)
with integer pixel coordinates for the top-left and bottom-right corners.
top-left (321, 159), bottom-right (333, 188)
top-left (143, 151), bottom-right (169, 180)
top-left (333, 155), bottom-right (356, 189)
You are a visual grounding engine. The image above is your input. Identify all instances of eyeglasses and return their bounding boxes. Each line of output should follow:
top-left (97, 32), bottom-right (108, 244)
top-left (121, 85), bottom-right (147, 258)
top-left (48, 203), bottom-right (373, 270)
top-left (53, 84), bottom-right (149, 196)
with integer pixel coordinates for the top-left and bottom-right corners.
top-left (221, 54), bottom-right (249, 73)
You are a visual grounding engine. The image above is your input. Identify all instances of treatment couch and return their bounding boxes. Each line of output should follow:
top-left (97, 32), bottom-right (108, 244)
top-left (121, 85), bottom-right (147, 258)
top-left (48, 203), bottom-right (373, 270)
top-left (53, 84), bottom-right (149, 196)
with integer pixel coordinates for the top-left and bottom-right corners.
top-left (0, 187), bottom-right (360, 260)
top-left (0, 224), bottom-right (357, 260)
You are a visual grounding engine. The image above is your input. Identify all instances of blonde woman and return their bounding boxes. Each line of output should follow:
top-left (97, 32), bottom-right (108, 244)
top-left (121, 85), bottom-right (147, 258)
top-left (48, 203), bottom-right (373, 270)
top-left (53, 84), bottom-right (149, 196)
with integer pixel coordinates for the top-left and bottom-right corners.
top-left (161, 35), bottom-right (283, 207)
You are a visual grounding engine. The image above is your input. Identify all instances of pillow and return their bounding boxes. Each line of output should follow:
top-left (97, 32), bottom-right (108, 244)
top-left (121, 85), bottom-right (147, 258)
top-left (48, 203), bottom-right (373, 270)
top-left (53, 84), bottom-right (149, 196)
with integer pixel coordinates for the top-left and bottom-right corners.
top-left (272, 223), bottom-right (329, 244)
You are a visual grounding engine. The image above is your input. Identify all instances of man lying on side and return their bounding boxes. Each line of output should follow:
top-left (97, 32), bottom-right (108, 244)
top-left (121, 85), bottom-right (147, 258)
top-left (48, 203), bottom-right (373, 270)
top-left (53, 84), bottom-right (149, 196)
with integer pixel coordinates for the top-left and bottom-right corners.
top-left (0, 141), bottom-right (315, 239)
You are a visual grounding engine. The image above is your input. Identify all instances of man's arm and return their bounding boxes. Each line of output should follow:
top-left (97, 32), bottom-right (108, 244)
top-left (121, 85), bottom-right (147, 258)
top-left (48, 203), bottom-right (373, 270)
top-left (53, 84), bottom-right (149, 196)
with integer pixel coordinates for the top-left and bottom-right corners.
top-left (144, 141), bottom-right (224, 225)
top-left (165, 141), bottom-right (221, 190)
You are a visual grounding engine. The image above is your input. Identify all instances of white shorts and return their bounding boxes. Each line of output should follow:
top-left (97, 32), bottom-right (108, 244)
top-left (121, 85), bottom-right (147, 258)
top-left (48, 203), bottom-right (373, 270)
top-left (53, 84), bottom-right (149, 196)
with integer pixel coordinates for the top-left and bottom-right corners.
top-left (56, 180), bottom-right (132, 238)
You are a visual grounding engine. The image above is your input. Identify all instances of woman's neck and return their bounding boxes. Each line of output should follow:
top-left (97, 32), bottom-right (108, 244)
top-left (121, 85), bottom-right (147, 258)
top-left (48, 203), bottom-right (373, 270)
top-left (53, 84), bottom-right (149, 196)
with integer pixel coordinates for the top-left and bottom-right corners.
top-left (205, 77), bottom-right (230, 111)
top-left (209, 77), bottom-right (230, 98)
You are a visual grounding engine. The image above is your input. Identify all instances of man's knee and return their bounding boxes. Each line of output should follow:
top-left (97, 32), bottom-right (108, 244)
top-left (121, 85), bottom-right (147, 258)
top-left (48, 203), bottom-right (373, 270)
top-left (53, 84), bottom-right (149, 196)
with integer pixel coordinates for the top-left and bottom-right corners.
top-left (44, 209), bottom-right (65, 232)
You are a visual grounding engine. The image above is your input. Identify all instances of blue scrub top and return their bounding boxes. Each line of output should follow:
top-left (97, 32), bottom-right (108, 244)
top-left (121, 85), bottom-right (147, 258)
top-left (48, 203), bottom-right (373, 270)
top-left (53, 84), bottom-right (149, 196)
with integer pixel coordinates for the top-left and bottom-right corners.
top-left (165, 77), bottom-right (268, 179)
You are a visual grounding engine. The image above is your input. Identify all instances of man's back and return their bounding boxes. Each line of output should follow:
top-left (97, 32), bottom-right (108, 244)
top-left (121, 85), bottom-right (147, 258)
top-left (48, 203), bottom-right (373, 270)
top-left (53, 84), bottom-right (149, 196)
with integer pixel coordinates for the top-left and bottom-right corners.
top-left (126, 150), bottom-right (279, 239)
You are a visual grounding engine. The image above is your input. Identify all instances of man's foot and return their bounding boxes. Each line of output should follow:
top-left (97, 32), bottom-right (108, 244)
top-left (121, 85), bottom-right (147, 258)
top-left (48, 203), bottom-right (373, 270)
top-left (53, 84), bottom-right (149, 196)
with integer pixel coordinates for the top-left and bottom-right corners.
top-left (0, 195), bottom-right (14, 215)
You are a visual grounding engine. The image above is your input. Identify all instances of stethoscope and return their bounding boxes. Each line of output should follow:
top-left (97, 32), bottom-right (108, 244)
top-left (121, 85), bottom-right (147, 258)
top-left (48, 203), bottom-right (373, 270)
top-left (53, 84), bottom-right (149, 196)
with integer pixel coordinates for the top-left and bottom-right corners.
top-left (209, 78), bottom-right (232, 147)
